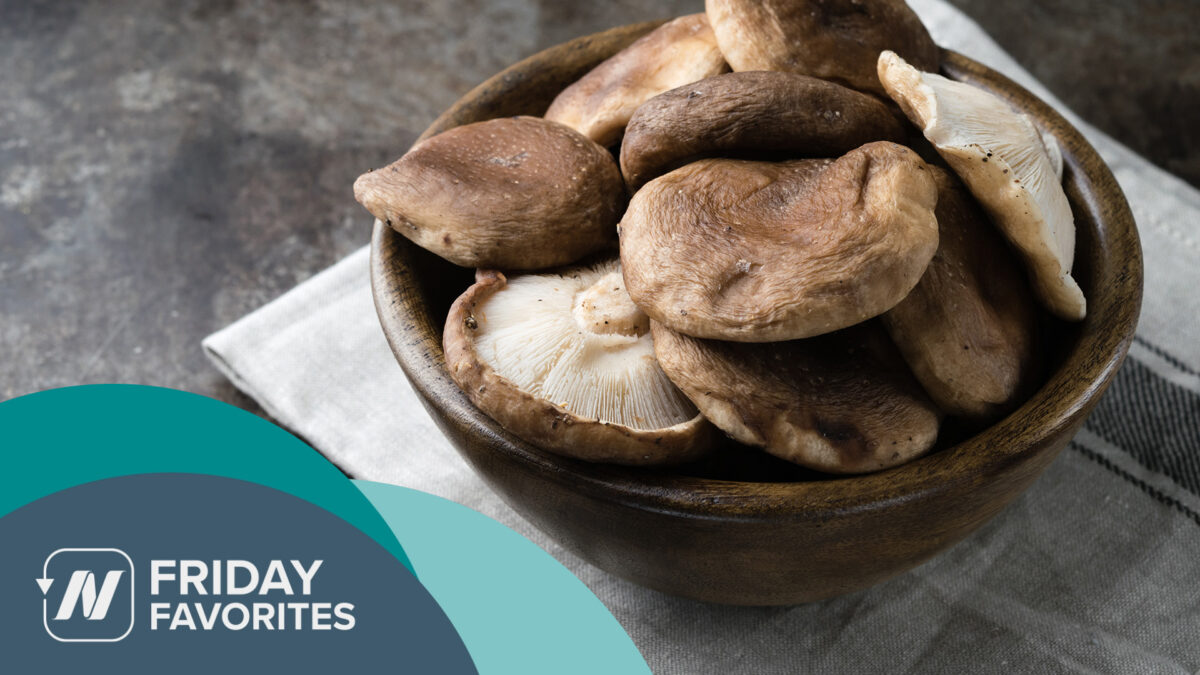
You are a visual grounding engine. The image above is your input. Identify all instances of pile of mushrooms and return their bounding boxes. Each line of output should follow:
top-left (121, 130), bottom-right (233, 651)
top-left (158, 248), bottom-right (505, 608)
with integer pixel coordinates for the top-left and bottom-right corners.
top-left (354, 0), bottom-right (1085, 473)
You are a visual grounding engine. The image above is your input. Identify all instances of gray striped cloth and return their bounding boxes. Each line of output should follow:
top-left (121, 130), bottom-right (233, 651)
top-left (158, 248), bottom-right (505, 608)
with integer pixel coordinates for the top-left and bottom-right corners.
top-left (203, 0), bottom-right (1200, 671)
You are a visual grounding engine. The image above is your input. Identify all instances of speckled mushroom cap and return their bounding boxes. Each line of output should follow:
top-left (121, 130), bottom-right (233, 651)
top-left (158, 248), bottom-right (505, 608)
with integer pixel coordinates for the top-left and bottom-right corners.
top-left (443, 261), bottom-right (716, 465)
top-left (878, 50), bottom-right (1086, 320)
top-left (705, 0), bottom-right (938, 99)
top-left (619, 71), bottom-right (907, 190)
top-left (883, 167), bottom-right (1041, 421)
top-left (544, 13), bottom-right (728, 148)
top-left (354, 116), bottom-right (624, 270)
top-left (619, 141), bottom-right (939, 342)
top-left (652, 320), bottom-right (942, 474)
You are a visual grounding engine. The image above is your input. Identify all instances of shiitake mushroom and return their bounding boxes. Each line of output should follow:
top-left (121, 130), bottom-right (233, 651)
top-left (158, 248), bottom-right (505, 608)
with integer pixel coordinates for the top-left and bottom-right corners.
top-left (705, 0), bottom-right (938, 99)
top-left (354, 116), bottom-right (624, 270)
top-left (620, 71), bottom-right (907, 190)
top-left (443, 261), bottom-right (716, 465)
top-left (544, 13), bottom-right (728, 148)
top-left (619, 142), bottom-right (939, 342)
top-left (878, 50), bottom-right (1086, 320)
top-left (356, 4), bottom-right (1067, 474)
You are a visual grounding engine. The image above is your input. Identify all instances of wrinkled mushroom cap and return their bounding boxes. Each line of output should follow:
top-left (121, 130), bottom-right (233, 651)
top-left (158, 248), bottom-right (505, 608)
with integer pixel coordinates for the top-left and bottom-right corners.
top-left (652, 320), bottom-right (941, 474)
top-left (443, 261), bottom-right (716, 465)
top-left (883, 168), bottom-right (1041, 420)
top-left (354, 116), bottom-right (624, 270)
top-left (620, 71), bottom-right (907, 190)
top-left (878, 50), bottom-right (1086, 320)
top-left (543, 13), bottom-right (728, 148)
top-left (620, 142), bottom-right (939, 342)
top-left (705, 0), bottom-right (938, 99)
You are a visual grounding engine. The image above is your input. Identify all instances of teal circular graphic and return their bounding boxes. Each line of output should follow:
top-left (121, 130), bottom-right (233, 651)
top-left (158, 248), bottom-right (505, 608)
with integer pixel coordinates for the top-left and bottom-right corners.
top-left (0, 385), bottom-right (412, 573)
top-left (0, 385), bottom-right (651, 673)
top-left (357, 482), bottom-right (652, 675)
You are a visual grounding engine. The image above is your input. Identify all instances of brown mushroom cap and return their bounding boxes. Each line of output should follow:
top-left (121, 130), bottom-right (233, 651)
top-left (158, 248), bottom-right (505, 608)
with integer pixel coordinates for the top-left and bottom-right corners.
top-left (652, 320), bottom-right (942, 474)
top-left (354, 116), bottom-right (624, 270)
top-left (620, 71), bottom-right (907, 191)
top-left (443, 263), bottom-right (716, 465)
top-left (883, 168), bottom-right (1041, 421)
top-left (619, 141), bottom-right (939, 342)
top-left (543, 13), bottom-right (728, 148)
top-left (705, 0), bottom-right (938, 99)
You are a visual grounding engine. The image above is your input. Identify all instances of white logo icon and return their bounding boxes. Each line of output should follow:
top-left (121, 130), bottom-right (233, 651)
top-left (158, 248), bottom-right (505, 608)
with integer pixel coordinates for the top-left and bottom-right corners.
top-left (54, 570), bottom-right (125, 621)
top-left (39, 548), bottom-right (135, 642)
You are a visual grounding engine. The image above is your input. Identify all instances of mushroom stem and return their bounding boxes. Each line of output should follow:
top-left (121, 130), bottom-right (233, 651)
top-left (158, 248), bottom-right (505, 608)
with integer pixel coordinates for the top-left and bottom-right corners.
top-left (573, 271), bottom-right (650, 337)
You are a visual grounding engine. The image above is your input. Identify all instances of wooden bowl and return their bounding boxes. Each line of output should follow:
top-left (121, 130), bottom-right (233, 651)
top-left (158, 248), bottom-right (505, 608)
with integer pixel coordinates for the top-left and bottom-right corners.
top-left (370, 22), bottom-right (1143, 605)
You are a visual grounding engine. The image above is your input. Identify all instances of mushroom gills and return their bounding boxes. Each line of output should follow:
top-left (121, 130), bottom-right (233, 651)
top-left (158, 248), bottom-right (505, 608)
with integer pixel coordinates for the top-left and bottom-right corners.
top-left (471, 261), bottom-right (697, 431)
top-left (443, 262), bottom-right (716, 465)
top-left (877, 50), bottom-right (1085, 321)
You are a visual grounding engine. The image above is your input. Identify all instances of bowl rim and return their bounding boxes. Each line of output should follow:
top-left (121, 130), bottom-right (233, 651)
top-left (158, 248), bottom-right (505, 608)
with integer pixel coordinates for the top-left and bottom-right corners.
top-left (369, 22), bottom-right (1143, 522)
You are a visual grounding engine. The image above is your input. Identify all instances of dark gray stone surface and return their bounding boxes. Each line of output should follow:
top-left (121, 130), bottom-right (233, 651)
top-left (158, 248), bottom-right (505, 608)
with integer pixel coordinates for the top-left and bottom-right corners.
top-left (1, 0), bottom-right (1197, 414)
top-left (951, 0), bottom-right (1200, 184)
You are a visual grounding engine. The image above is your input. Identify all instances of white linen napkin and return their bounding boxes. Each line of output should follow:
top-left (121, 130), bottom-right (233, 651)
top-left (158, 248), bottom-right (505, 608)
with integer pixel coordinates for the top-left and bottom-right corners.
top-left (204, 1), bottom-right (1200, 671)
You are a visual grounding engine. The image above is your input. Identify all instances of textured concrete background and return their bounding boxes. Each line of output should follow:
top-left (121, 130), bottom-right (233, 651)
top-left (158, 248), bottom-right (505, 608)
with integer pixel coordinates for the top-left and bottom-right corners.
top-left (1, 0), bottom-right (1197, 411)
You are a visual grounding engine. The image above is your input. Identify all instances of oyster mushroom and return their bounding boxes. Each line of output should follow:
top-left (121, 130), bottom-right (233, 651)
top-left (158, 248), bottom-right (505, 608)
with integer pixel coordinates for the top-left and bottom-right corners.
top-left (543, 13), bottom-right (728, 148)
top-left (443, 260), bottom-right (715, 465)
top-left (354, 116), bottom-right (624, 270)
top-left (705, 0), bottom-right (938, 99)
top-left (877, 50), bottom-right (1086, 320)
top-left (620, 71), bottom-right (907, 191)
top-left (652, 321), bottom-right (941, 474)
top-left (883, 168), bottom-right (1040, 421)
top-left (619, 141), bottom-right (939, 342)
